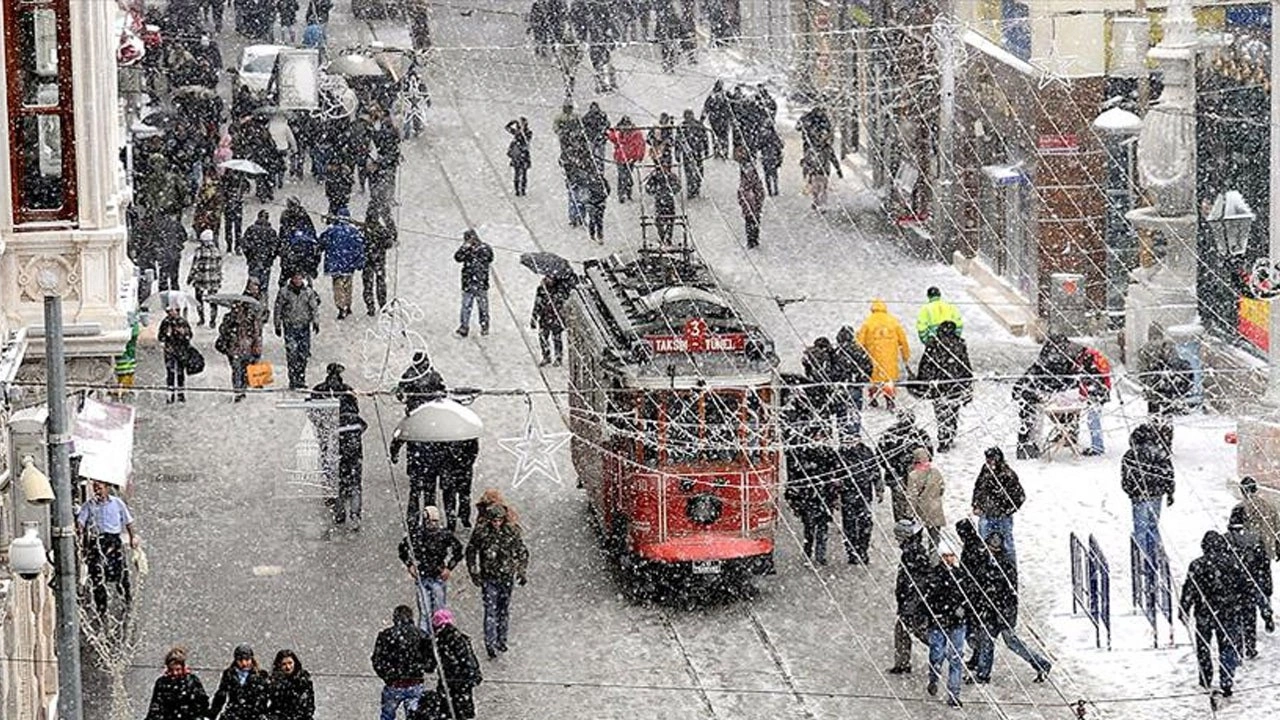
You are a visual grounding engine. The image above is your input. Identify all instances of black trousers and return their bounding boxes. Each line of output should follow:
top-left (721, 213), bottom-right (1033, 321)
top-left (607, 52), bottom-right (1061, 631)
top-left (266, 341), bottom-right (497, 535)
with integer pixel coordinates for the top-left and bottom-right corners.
top-left (842, 506), bottom-right (872, 562)
top-left (513, 166), bottom-right (529, 196)
top-left (363, 250), bottom-right (388, 313)
top-left (744, 215), bottom-right (760, 248)
top-left (85, 533), bottom-right (130, 614)
top-left (801, 517), bottom-right (829, 563)
top-left (935, 399), bottom-right (962, 450)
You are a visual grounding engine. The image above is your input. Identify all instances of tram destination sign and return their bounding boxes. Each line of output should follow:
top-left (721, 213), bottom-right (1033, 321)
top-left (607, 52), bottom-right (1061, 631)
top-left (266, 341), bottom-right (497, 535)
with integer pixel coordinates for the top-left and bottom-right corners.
top-left (645, 318), bottom-right (747, 354)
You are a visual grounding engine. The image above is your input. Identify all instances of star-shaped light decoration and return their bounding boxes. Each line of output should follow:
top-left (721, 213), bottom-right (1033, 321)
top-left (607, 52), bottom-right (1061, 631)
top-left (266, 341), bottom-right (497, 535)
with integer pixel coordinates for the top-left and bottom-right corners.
top-left (497, 412), bottom-right (571, 488)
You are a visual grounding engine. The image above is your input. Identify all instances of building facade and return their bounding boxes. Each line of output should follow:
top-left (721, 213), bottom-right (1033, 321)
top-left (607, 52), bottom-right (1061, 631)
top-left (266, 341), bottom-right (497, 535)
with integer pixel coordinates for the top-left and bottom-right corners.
top-left (0, 0), bottom-right (133, 716)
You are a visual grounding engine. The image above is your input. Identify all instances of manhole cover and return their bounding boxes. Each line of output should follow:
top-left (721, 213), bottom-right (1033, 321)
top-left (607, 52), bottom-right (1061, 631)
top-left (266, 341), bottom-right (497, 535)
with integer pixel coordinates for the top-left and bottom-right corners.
top-left (153, 473), bottom-right (199, 483)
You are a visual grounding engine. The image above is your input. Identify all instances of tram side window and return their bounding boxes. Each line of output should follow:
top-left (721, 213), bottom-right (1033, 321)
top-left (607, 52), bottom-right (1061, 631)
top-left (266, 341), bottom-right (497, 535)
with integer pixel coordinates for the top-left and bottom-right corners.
top-left (640, 395), bottom-right (661, 467)
top-left (664, 391), bottom-right (701, 465)
top-left (703, 391), bottom-right (743, 463)
top-left (745, 389), bottom-right (771, 462)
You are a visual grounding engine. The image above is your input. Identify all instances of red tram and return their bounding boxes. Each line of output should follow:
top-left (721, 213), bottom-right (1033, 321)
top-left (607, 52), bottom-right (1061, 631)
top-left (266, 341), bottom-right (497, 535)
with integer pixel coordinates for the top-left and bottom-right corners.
top-left (564, 246), bottom-right (781, 587)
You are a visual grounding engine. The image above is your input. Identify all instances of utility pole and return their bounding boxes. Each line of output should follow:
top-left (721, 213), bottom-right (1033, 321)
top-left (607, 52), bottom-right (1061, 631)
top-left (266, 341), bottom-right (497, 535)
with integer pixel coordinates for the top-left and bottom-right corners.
top-left (45, 294), bottom-right (84, 720)
top-left (870, 0), bottom-right (887, 189)
top-left (933, 0), bottom-right (957, 258)
top-left (1269, 0), bottom-right (1280, 402)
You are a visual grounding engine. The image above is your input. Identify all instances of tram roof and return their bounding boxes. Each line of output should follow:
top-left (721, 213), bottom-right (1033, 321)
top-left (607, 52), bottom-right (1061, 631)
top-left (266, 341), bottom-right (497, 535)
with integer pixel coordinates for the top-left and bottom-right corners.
top-left (571, 250), bottom-right (779, 382)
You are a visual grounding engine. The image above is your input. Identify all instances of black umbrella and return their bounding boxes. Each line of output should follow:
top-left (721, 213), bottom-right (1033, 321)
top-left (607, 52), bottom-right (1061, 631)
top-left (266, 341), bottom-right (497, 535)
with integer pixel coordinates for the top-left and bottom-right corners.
top-left (206, 293), bottom-right (265, 310)
top-left (138, 110), bottom-right (179, 131)
top-left (520, 251), bottom-right (574, 280)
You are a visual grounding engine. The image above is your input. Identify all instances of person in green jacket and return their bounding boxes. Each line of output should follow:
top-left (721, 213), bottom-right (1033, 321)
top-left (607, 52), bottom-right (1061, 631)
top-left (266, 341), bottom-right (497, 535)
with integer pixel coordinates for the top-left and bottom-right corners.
top-left (114, 317), bottom-right (142, 399)
top-left (916, 287), bottom-right (963, 344)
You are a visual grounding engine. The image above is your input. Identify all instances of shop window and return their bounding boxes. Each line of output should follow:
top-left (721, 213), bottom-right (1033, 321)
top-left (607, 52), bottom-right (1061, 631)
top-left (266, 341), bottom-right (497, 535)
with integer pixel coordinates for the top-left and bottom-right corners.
top-left (5, 0), bottom-right (77, 224)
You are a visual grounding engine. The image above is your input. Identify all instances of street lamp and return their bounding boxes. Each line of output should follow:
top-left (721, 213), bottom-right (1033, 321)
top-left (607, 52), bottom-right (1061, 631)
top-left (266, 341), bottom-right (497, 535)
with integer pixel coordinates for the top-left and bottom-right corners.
top-left (1207, 190), bottom-right (1256, 257)
top-left (8, 523), bottom-right (48, 580)
top-left (19, 456), bottom-right (54, 505)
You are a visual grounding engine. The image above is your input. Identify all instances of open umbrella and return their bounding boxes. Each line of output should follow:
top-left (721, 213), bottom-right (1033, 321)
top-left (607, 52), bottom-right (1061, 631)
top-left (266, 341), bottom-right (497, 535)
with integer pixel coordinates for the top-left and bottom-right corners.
top-left (326, 53), bottom-right (385, 77)
top-left (206, 293), bottom-right (265, 310)
top-left (138, 110), bottom-right (178, 131)
top-left (520, 251), bottom-right (574, 280)
top-left (218, 158), bottom-right (269, 175)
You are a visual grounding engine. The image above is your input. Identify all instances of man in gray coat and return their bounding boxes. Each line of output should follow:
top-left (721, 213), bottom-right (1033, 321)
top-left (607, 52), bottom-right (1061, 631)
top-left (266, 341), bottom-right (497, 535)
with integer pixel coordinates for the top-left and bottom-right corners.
top-left (274, 271), bottom-right (322, 389)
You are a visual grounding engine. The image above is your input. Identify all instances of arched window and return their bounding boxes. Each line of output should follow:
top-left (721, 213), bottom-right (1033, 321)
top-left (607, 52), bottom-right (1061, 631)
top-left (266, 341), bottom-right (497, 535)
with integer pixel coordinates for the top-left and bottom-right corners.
top-left (4, 0), bottom-right (77, 224)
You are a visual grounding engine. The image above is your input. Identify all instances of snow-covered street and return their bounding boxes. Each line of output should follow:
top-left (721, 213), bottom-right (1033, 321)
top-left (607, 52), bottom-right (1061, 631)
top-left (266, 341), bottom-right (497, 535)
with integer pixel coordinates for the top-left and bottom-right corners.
top-left (107, 3), bottom-right (1274, 720)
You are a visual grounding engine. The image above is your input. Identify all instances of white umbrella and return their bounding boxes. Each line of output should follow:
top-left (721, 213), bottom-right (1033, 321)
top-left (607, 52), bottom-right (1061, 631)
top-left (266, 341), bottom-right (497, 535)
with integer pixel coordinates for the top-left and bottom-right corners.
top-left (393, 399), bottom-right (484, 442)
top-left (326, 54), bottom-right (385, 78)
top-left (218, 158), bottom-right (268, 175)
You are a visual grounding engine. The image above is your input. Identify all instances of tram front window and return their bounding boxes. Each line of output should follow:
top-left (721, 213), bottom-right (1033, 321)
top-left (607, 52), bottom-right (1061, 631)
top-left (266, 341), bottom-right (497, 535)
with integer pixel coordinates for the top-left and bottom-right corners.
top-left (659, 390), bottom-right (753, 466)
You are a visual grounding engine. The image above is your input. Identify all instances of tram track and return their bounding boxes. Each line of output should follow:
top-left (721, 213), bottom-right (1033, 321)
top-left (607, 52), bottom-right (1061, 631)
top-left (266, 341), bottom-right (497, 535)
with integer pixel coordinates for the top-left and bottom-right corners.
top-left (420, 35), bottom-right (822, 719)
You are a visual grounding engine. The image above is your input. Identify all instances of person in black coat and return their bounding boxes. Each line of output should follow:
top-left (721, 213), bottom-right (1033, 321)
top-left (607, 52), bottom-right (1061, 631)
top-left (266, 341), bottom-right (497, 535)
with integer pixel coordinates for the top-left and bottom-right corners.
top-left (505, 118), bottom-right (533, 196)
top-left (145, 647), bottom-right (210, 720)
top-left (210, 645), bottom-right (270, 720)
top-left (1012, 334), bottom-right (1080, 459)
top-left (1226, 505), bottom-right (1274, 659)
top-left (966, 530), bottom-right (1051, 683)
top-left (877, 409), bottom-right (934, 522)
top-left (1122, 423), bottom-right (1175, 592)
top-left (758, 123), bottom-right (783, 196)
top-left (1179, 531), bottom-right (1243, 696)
top-left (242, 209), bottom-right (280, 295)
top-left (430, 609), bottom-right (483, 719)
top-left (265, 650), bottom-right (313, 720)
top-left (914, 320), bottom-right (973, 452)
top-left (970, 447), bottom-right (1025, 564)
top-left (837, 431), bottom-right (883, 564)
top-left (311, 363), bottom-right (366, 528)
top-left (924, 544), bottom-right (968, 707)
top-left (371, 605), bottom-right (437, 719)
top-left (399, 505), bottom-right (465, 627)
top-left (678, 109), bottom-right (708, 198)
top-left (454, 229), bottom-right (493, 337)
top-left (1136, 323), bottom-right (1192, 449)
top-left (889, 521), bottom-right (933, 674)
top-left (832, 325), bottom-right (873, 429)
top-left (784, 423), bottom-right (840, 565)
top-left (702, 79), bottom-right (732, 158)
top-left (801, 336), bottom-right (840, 420)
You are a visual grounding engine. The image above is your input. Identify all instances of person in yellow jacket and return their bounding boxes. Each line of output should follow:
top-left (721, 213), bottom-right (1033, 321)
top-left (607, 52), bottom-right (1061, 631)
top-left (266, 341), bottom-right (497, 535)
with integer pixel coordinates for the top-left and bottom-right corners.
top-left (916, 286), bottom-right (963, 344)
top-left (857, 300), bottom-right (911, 409)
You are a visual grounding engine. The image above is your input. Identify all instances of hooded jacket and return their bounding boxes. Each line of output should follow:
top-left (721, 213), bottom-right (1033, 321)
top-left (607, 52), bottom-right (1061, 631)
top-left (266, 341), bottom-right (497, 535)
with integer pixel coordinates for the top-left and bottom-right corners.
top-left (1180, 531), bottom-right (1239, 623)
top-left (971, 461), bottom-right (1025, 519)
top-left (857, 300), bottom-right (910, 384)
top-left (1120, 425), bottom-right (1174, 502)
top-left (915, 321), bottom-right (973, 401)
top-left (145, 670), bottom-right (210, 720)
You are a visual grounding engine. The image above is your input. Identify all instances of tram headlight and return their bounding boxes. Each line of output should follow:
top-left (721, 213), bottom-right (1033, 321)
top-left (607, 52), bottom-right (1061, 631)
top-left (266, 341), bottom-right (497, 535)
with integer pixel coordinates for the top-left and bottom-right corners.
top-left (686, 494), bottom-right (723, 525)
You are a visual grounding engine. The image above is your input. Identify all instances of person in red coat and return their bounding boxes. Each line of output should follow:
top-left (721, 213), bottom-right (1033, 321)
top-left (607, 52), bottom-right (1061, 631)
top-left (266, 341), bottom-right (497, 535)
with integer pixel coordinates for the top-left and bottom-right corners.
top-left (607, 116), bottom-right (645, 203)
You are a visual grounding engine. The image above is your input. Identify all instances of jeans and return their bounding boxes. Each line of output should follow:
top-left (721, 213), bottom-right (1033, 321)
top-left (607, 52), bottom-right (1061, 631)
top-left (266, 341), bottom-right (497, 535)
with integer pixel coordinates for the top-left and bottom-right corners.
top-left (224, 206), bottom-right (243, 252)
top-left (928, 625), bottom-right (966, 702)
top-left (379, 683), bottom-right (424, 720)
top-left (801, 518), bottom-right (828, 564)
top-left (248, 262), bottom-right (272, 297)
top-left (1086, 403), bottom-right (1104, 452)
top-left (282, 325), bottom-right (312, 389)
top-left (1195, 616), bottom-right (1241, 690)
top-left (230, 355), bottom-right (254, 394)
top-left (977, 515), bottom-right (1015, 567)
top-left (539, 327), bottom-right (563, 363)
top-left (894, 615), bottom-right (927, 668)
top-left (459, 290), bottom-right (489, 332)
top-left (617, 162), bottom-right (634, 201)
top-left (482, 579), bottom-right (514, 653)
top-left (972, 625), bottom-right (1050, 680)
top-left (566, 182), bottom-right (586, 224)
top-left (1131, 499), bottom-right (1163, 587)
top-left (416, 576), bottom-right (448, 633)
top-left (164, 352), bottom-right (186, 399)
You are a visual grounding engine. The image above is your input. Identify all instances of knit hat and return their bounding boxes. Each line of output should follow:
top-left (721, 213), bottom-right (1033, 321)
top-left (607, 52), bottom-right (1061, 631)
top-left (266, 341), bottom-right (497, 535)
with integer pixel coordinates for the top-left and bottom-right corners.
top-left (1241, 476), bottom-right (1258, 494)
top-left (326, 362), bottom-right (345, 377)
top-left (1229, 505), bottom-right (1248, 529)
top-left (893, 519), bottom-right (923, 543)
top-left (984, 447), bottom-right (1004, 462)
top-left (233, 644), bottom-right (254, 661)
top-left (912, 447), bottom-right (932, 463)
top-left (430, 608), bottom-right (455, 629)
top-left (199, 229), bottom-right (215, 242)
